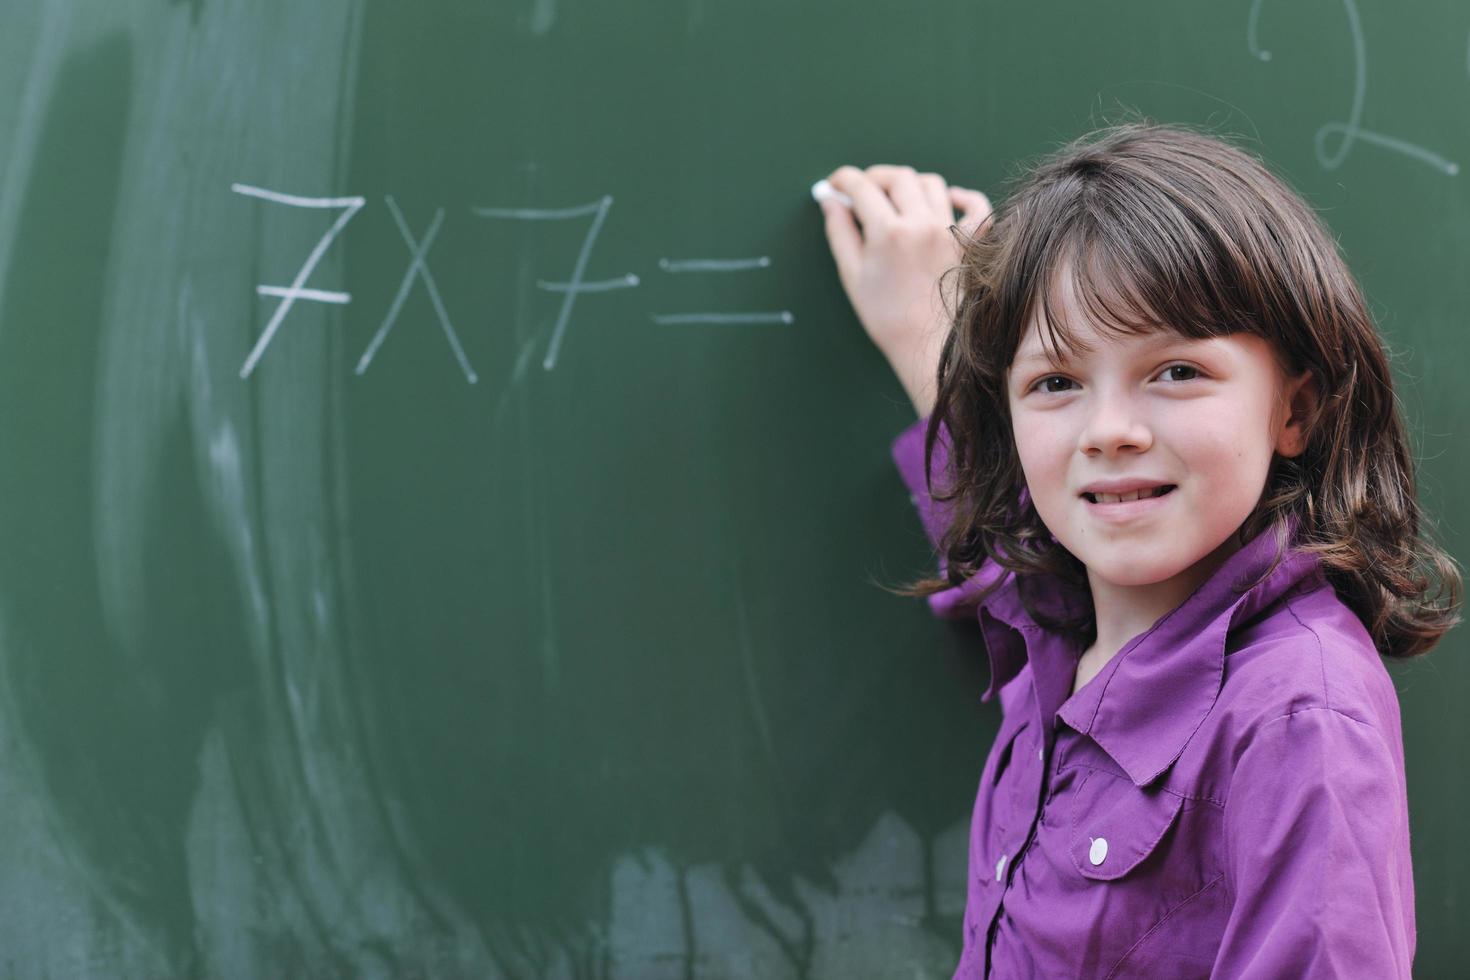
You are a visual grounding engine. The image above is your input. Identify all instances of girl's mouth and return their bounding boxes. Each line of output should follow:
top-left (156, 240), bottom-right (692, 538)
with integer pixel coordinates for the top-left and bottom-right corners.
top-left (1082, 484), bottom-right (1177, 520)
top-left (1082, 485), bottom-right (1176, 504)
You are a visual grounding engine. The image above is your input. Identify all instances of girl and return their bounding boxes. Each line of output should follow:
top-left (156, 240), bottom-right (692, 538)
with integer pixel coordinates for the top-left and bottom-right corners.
top-left (816, 121), bottom-right (1462, 978)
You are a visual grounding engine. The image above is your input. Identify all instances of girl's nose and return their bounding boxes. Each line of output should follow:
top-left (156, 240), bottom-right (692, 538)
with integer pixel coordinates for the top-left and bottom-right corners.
top-left (1079, 393), bottom-right (1154, 456)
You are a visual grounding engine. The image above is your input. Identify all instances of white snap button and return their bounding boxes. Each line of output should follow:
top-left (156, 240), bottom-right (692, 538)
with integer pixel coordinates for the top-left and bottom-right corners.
top-left (1089, 837), bottom-right (1108, 866)
top-left (1038, 747), bottom-right (1044, 761)
top-left (995, 853), bottom-right (1008, 880)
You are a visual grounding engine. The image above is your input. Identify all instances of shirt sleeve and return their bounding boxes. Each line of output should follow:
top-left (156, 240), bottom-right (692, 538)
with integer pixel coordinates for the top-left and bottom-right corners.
top-left (889, 414), bottom-right (954, 553)
top-left (1213, 706), bottom-right (1415, 978)
top-left (889, 415), bottom-right (1009, 620)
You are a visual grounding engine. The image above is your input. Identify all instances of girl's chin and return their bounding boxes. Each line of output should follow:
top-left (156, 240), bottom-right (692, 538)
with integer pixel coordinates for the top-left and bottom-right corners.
top-left (1075, 551), bottom-right (1192, 588)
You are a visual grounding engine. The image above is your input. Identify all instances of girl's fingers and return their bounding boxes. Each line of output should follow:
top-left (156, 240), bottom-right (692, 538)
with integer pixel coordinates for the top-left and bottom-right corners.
top-left (950, 186), bottom-right (995, 238)
top-left (865, 164), bottom-right (930, 218)
top-left (827, 166), bottom-right (897, 230)
top-left (919, 172), bottom-right (952, 222)
top-left (819, 196), bottom-right (862, 282)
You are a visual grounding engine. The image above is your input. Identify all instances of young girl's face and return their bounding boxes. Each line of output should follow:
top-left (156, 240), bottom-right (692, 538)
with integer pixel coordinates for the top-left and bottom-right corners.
top-left (1005, 269), bottom-right (1315, 592)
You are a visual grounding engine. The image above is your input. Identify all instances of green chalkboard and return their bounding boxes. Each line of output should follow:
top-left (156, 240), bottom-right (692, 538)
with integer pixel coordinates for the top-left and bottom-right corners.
top-left (0, 0), bottom-right (1464, 975)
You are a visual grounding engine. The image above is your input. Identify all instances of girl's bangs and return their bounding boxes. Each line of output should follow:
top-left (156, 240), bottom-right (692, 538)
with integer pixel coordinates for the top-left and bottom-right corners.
top-left (1024, 236), bottom-right (1189, 368)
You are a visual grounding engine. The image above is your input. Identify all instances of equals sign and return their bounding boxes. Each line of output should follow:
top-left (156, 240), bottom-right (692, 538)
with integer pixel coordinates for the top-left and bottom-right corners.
top-left (651, 256), bottom-right (793, 325)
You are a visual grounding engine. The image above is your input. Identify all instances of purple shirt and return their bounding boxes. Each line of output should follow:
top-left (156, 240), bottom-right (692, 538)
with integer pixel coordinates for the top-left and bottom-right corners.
top-left (892, 417), bottom-right (1414, 978)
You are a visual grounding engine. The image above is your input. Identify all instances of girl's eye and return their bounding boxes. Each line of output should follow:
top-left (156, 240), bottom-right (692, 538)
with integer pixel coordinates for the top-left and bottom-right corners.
top-left (1028, 363), bottom-right (1200, 394)
top-left (1033, 375), bottom-right (1076, 394)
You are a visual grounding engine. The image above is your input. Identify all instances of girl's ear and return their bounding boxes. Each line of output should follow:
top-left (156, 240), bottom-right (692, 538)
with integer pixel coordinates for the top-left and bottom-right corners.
top-left (1275, 369), bottom-right (1319, 459)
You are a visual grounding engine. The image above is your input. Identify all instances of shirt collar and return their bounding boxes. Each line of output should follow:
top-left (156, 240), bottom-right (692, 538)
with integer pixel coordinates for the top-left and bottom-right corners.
top-left (975, 513), bottom-right (1326, 786)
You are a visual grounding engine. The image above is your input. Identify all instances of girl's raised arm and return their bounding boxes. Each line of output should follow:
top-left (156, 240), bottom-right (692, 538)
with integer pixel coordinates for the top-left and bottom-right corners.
top-left (815, 166), bottom-right (1004, 618)
top-left (817, 164), bottom-right (991, 417)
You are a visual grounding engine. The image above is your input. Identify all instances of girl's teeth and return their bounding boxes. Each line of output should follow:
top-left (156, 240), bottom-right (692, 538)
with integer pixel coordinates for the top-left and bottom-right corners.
top-left (1094, 486), bottom-right (1168, 503)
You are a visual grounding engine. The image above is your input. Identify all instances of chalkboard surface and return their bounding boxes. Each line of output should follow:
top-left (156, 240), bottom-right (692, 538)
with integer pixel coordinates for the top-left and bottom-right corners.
top-left (0, 1), bottom-right (1464, 976)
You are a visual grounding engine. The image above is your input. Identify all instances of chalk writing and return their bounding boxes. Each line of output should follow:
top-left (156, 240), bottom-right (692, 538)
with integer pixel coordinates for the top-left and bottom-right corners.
top-left (231, 187), bottom-right (797, 381)
top-left (472, 197), bottom-right (639, 370)
top-left (1249, 0), bottom-right (1458, 175)
top-left (658, 257), bottom-right (771, 273)
top-left (651, 313), bottom-right (794, 325)
top-left (653, 253), bottom-right (793, 326)
top-left (230, 183), bottom-right (365, 378)
top-left (356, 196), bottom-right (478, 383)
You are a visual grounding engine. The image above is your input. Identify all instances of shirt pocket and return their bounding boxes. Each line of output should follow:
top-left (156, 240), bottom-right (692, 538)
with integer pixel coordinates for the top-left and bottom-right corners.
top-left (1066, 767), bottom-right (1186, 882)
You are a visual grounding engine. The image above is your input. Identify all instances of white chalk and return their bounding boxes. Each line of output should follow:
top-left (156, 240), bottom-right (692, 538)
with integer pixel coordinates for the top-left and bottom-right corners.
top-left (811, 178), bottom-right (854, 209)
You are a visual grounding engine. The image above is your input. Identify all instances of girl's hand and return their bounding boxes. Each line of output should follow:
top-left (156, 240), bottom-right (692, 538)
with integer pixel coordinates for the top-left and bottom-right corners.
top-left (818, 165), bottom-right (993, 417)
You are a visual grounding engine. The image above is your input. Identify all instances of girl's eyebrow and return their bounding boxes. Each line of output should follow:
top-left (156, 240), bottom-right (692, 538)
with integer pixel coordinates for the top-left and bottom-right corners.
top-left (1013, 331), bottom-right (1191, 368)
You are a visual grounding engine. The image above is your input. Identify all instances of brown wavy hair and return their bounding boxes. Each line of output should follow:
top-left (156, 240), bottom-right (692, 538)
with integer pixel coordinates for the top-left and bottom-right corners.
top-left (902, 118), bottom-right (1462, 660)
